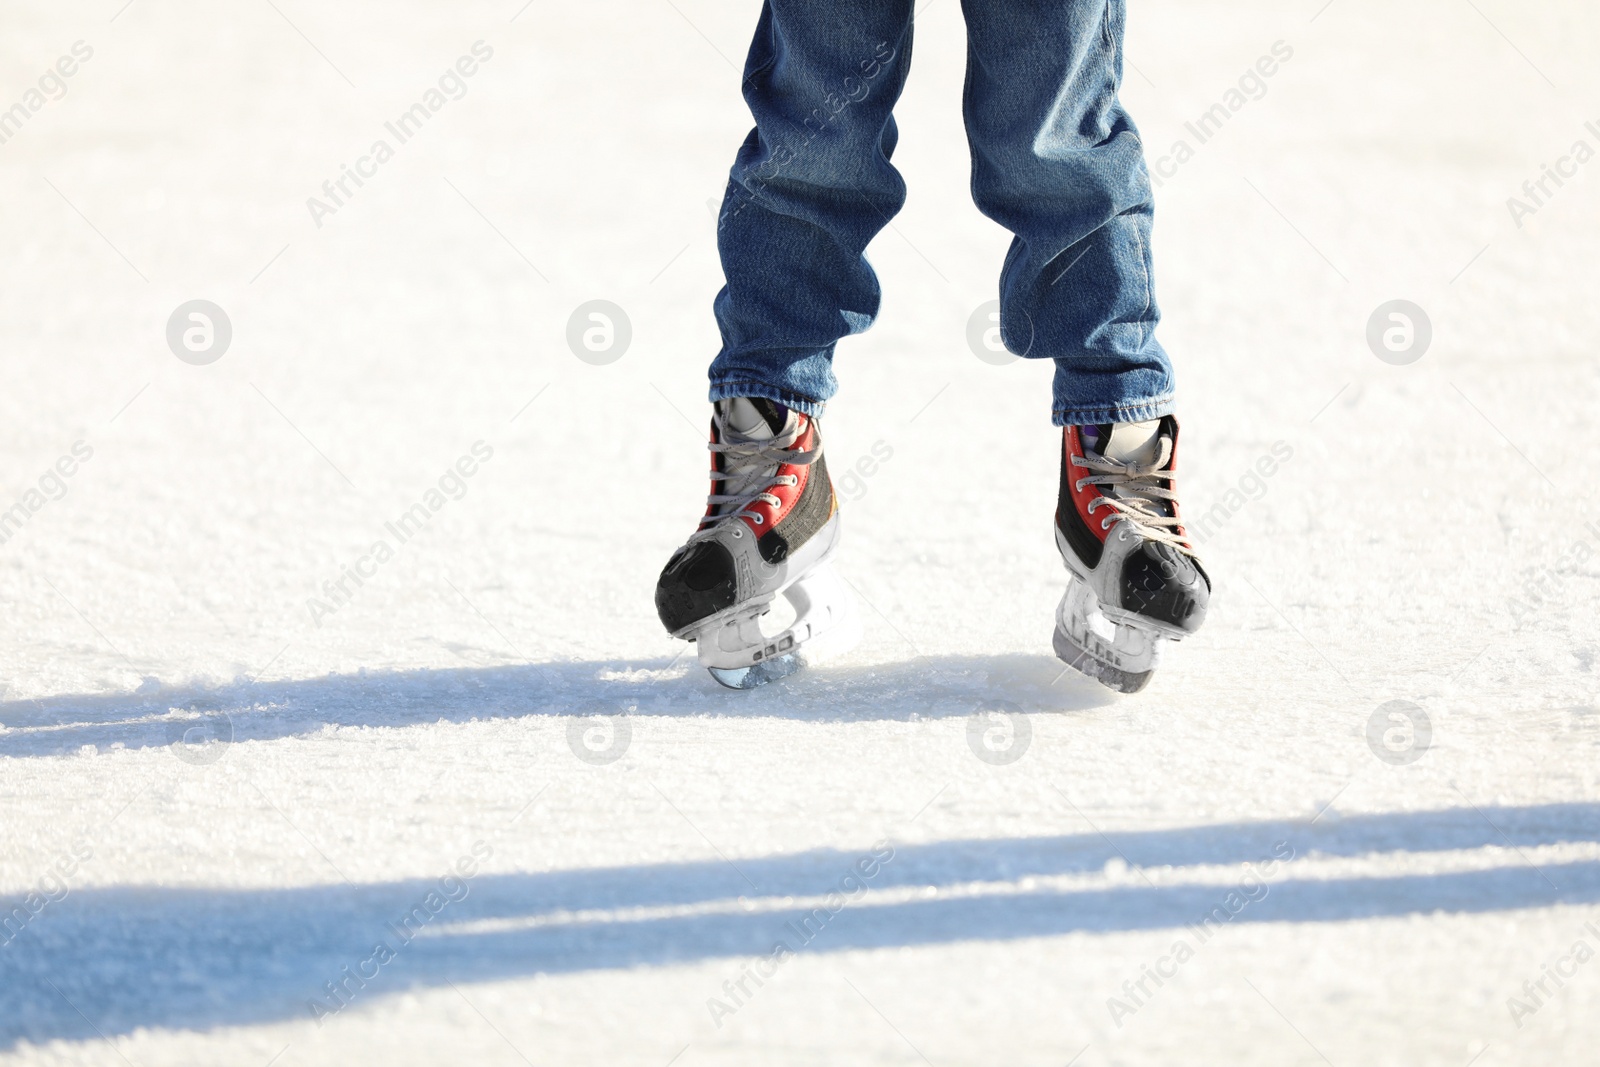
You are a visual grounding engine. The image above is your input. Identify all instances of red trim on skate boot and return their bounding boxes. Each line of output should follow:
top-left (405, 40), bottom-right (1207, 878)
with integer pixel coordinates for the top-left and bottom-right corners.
top-left (697, 413), bottom-right (818, 534)
top-left (739, 415), bottom-right (815, 534)
top-left (1062, 419), bottom-right (1199, 553)
top-left (1064, 425), bottom-right (1111, 545)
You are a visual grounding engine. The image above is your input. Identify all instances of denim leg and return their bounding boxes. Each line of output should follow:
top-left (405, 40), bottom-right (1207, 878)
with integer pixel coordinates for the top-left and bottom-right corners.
top-left (961, 0), bottom-right (1174, 426)
top-left (708, 0), bottom-right (917, 416)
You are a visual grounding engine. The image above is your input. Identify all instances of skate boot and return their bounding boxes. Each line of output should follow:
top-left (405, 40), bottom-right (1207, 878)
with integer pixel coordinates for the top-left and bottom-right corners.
top-left (655, 397), bottom-right (856, 689)
top-left (1053, 416), bottom-right (1210, 693)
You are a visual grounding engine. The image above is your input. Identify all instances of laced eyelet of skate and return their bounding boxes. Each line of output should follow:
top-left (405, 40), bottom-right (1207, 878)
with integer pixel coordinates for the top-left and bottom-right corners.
top-left (1072, 440), bottom-right (1195, 556)
top-left (701, 417), bottom-right (817, 530)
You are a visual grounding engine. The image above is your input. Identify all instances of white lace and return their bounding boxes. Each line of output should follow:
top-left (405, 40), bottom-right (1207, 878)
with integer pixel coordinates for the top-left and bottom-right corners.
top-left (1071, 437), bottom-right (1194, 554)
top-left (702, 414), bottom-right (815, 529)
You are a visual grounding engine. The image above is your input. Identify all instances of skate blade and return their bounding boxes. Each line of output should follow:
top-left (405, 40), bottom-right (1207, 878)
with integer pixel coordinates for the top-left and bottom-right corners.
top-left (708, 654), bottom-right (802, 690)
top-left (694, 565), bottom-right (857, 687)
top-left (1053, 625), bottom-right (1154, 694)
top-left (1052, 579), bottom-right (1161, 694)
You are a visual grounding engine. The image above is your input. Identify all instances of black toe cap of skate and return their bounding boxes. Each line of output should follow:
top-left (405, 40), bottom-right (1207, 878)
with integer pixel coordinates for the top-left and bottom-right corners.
top-left (1119, 543), bottom-right (1210, 634)
top-left (656, 540), bottom-right (738, 635)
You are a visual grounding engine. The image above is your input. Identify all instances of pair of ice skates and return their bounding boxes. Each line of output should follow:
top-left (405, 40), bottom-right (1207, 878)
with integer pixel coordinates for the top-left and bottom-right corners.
top-left (654, 398), bottom-right (1209, 692)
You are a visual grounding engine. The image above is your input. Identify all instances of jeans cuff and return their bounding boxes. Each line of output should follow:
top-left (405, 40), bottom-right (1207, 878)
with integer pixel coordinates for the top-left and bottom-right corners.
top-left (709, 379), bottom-right (827, 419)
top-left (1052, 393), bottom-right (1176, 427)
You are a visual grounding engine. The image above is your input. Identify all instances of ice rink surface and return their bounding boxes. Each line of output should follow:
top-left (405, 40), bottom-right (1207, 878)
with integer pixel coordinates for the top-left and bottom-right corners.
top-left (2, 0), bottom-right (1598, 1063)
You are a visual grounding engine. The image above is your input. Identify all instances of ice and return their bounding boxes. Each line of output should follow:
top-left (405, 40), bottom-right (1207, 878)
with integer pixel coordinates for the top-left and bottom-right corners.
top-left (1, 0), bottom-right (1597, 1064)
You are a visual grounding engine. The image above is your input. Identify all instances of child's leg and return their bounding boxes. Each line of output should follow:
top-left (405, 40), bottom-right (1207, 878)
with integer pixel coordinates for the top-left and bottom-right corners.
top-left (961, 0), bottom-right (1173, 427)
top-left (708, 0), bottom-right (917, 416)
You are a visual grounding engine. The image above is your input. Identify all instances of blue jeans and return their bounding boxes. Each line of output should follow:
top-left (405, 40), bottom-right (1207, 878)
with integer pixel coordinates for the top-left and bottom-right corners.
top-left (708, 0), bottom-right (1173, 427)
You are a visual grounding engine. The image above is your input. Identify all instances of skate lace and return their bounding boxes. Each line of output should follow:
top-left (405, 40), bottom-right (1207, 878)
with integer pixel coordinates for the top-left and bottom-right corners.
top-left (701, 417), bottom-right (816, 529)
top-left (1072, 439), bottom-right (1194, 555)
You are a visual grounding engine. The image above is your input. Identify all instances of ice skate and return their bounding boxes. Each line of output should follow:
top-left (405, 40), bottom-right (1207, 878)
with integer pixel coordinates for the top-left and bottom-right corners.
top-left (656, 397), bottom-right (857, 689)
top-left (1053, 416), bottom-right (1210, 693)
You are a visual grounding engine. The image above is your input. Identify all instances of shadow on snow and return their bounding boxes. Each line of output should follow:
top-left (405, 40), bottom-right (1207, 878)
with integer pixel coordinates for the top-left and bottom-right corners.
top-left (0, 653), bottom-right (1110, 757)
top-left (2, 802), bottom-right (1599, 1047)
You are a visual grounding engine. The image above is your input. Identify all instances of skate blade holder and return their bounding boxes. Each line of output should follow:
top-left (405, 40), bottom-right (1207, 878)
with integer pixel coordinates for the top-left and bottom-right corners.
top-left (1053, 578), bottom-right (1163, 694)
top-left (698, 568), bottom-right (859, 689)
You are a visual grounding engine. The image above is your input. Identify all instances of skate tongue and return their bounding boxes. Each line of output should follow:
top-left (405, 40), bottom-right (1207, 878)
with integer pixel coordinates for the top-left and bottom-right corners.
top-left (719, 397), bottom-right (788, 440)
top-left (1099, 419), bottom-right (1163, 466)
top-left (712, 397), bottom-right (795, 518)
top-left (1087, 419), bottom-right (1172, 514)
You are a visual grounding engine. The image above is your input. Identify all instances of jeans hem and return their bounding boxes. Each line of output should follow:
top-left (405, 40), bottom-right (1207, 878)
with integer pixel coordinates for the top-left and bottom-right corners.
top-left (1052, 394), bottom-right (1175, 427)
top-left (709, 379), bottom-right (828, 418)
